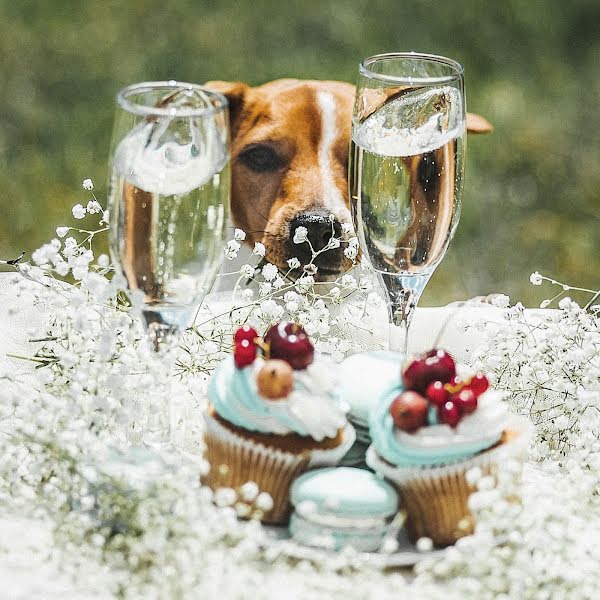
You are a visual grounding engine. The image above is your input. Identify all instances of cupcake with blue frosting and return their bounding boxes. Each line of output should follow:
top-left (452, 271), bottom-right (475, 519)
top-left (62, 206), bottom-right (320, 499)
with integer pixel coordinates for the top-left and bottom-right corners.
top-left (202, 322), bottom-right (355, 524)
top-left (364, 348), bottom-right (530, 546)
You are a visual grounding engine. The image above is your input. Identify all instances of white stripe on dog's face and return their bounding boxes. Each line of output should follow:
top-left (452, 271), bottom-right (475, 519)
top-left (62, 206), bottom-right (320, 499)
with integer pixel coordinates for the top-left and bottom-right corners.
top-left (317, 91), bottom-right (347, 215)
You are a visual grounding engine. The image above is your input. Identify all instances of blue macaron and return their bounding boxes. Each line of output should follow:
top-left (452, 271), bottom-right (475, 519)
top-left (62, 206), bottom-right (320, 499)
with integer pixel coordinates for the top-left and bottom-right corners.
top-left (289, 467), bottom-right (399, 552)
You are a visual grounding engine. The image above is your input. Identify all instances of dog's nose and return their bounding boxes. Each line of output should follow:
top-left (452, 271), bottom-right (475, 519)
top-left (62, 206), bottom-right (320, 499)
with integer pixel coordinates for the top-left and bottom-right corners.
top-left (288, 210), bottom-right (343, 273)
top-left (290, 211), bottom-right (342, 249)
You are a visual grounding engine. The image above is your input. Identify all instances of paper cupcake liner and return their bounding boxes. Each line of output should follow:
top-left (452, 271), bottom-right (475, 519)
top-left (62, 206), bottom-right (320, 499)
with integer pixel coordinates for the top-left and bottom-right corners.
top-left (366, 416), bottom-right (531, 546)
top-left (202, 412), bottom-right (355, 524)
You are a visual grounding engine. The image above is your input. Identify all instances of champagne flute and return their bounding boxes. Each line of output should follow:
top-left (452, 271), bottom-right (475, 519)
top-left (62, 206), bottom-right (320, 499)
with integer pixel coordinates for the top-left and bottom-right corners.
top-left (108, 81), bottom-right (230, 350)
top-left (349, 53), bottom-right (466, 355)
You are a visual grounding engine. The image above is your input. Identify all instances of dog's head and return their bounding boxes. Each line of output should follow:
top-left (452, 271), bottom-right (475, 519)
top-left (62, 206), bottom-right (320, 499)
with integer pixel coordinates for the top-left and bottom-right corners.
top-left (207, 79), bottom-right (355, 279)
top-left (207, 78), bottom-right (491, 280)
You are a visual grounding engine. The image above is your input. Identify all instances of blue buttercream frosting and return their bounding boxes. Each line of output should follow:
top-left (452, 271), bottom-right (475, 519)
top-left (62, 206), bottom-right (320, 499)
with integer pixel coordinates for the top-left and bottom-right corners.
top-left (208, 355), bottom-right (347, 440)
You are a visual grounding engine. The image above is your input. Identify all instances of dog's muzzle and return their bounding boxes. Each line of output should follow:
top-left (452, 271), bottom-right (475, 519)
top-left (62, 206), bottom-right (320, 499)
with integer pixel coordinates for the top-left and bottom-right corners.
top-left (287, 209), bottom-right (343, 276)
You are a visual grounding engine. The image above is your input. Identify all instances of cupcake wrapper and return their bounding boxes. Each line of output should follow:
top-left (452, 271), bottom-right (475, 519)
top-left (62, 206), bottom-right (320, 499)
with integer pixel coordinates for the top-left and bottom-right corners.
top-left (366, 416), bottom-right (531, 546)
top-left (202, 413), bottom-right (355, 524)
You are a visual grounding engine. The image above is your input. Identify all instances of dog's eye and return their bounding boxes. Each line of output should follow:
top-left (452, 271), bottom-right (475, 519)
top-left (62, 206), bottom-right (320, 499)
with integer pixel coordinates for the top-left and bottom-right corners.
top-left (238, 145), bottom-right (283, 172)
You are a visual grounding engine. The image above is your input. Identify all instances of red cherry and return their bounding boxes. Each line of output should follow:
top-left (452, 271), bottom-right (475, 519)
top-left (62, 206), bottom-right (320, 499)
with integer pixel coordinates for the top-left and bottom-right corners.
top-left (234, 339), bottom-right (257, 368)
top-left (264, 321), bottom-right (314, 370)
top-left (428, 350), bottom-right (456, 380)
top-left (438, 400), bottom-right (462, 428)
top-left (452, 388), bottom-right (478, 414)
top-left (402, 358), bottom-right (428, 392)
top-left (426, 380), bottom-right (450, 406)
top-left (402, 349), bottom-right (456, 393)
top-left (234, 325), bottom-right (259, 346)
top-left (466, 373), bottom-right (490, 397)
top-left (389, 391), bottom-right (429, 432)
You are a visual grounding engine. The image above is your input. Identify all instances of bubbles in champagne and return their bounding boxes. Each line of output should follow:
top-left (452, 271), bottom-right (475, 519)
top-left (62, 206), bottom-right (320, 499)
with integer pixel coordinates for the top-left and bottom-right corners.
top-left (350, 86), bottom-right (465, 275)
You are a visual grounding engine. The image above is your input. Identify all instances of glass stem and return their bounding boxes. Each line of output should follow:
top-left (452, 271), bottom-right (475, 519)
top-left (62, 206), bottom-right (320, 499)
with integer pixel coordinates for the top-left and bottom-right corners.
top-left (388, 288), bottom-right (417, 355)
top-left (378, 272), bottom-right (431, 356)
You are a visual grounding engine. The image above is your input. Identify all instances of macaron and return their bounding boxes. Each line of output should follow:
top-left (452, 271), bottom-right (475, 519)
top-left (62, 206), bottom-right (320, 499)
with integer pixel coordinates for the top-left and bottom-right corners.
top-left (339, 351), bottom-right (404, 430)
top-left (289, 467), bottom-right (399, 552)
top-left (338, 351), bottom-right (404, 467)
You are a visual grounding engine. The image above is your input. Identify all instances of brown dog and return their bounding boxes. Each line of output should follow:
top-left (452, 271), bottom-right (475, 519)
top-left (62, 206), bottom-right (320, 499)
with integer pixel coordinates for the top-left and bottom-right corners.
top-left (207, 79), bottom-right (491, 280)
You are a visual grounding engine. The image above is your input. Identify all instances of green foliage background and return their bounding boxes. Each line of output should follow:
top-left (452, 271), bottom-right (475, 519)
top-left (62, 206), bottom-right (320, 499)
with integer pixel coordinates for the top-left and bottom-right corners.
top-left (1, 0), bottom-right (598, 306)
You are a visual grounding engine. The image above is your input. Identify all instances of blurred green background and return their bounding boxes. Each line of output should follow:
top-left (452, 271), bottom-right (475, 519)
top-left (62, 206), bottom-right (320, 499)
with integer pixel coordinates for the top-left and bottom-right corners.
top-left (1, 0), bottom-right (598, 306)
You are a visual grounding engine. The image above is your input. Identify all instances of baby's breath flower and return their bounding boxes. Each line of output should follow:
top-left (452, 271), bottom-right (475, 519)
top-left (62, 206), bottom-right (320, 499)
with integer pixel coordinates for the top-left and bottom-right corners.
top-left (490, 294), bottom-right (510, 308)
top-left (253, 242), bottom-right (266, 257)
top-left (97, 254), bottom-right (110, 268)
top-left (261, 263), bottom-right (278, 282)
top-left (416, 537), bottom-right (434, 552)
top-left (293, 226), bottom-right (308, 244)
top-left (340, 274), bottom-right (357, 289)
top-left (239, 481), bottom-right (259, 502)
top-left (225, 240), bottom-right (241, 260)
top-left (287, 257), bottom-right (300, 269)
top-left (214, 487), bottom-right (237, 507)
top-left (295, 275), bottom-right (314, 293)
top-left (86, 200), bottom-right (102, 214)
top-left (72, 204), bottom-right (86, 219)
top-left (82, 178), bottom-right (94, 190)
top-left (240, 264), bottom-right (255, 279)
top-left (56, 226), bottom-right (70, 238)
top-left (255, 492), bottom-right (274, 512)
top-left (233, 228), bottom-right (246, 241)
top-left (530, 271), bottom-right (543, 285)
top-left (258, 282), bottom-right (272, 297)
top-left (344, 245), bottom-right (358, 260)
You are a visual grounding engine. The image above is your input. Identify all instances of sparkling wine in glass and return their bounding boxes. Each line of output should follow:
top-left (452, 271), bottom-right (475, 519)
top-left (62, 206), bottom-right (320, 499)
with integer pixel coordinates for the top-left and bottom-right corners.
top-left (108, 81), bottom-right (230, 350)
top-left (349, 53), bottom-right (466, 355)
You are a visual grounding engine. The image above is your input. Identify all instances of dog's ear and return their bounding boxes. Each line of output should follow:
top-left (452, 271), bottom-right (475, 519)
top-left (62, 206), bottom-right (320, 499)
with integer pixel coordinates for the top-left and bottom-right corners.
top-left (466, 113), bottom-right (493, 134)
top-left (204, 81), bottom-right (248, 136)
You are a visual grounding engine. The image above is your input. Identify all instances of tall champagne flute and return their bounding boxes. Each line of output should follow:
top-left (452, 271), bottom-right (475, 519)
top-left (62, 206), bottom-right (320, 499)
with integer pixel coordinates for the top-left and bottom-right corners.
top-left (108, 81), bottom-right (230, 350)
top-left (349, 53), bottom-right (466, 355)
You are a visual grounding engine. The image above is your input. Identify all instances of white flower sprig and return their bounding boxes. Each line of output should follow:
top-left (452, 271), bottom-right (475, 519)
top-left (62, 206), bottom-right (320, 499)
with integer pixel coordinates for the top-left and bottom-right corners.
top-left (472, 275), bottom-right (600, 458)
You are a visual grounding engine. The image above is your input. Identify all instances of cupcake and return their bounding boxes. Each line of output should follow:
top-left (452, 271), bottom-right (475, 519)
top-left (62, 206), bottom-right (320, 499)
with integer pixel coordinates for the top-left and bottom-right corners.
top-left (365, 348), bottom-right (530, 546)
top-left (289, 467), bottom-right (399, 552)
top-left (202, 322), bottom-right (355, 524)
top-left (338, 351), bottom-right (404, 467)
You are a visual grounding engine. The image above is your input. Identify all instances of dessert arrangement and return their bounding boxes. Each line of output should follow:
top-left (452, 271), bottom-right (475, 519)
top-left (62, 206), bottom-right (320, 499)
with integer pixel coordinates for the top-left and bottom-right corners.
top-left (203, 322), bottom-right (528, 551)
